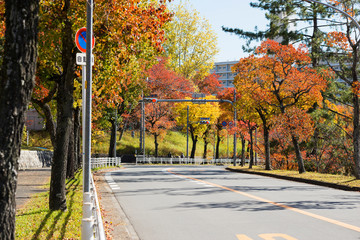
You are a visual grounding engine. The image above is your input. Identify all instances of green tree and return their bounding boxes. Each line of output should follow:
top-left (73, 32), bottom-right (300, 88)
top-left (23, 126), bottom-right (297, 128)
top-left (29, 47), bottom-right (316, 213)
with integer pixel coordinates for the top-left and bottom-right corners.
top-left (164, 1), bottom-right (218, 79)
top-left (0, 0), bottom-right (39, 238)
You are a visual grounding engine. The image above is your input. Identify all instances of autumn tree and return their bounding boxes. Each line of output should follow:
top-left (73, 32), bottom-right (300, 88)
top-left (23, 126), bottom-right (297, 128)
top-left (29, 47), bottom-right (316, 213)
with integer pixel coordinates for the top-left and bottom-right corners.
top-left (322, 1), bottom-right (360, 178)
top-left (232, 55), bottom-right (276, 170)
top-left (142, 58), bottom-right (193, 157)
top-left (233, 40), bottom-right (330, 173)
top-left (164, 1), bottom-right (218, 79)
top-left (174, 96), bottom-right (221, 158)
top-left (0, 0), bottom-right (39, 238)
top-left (92, 1), bottom-right (172, 158)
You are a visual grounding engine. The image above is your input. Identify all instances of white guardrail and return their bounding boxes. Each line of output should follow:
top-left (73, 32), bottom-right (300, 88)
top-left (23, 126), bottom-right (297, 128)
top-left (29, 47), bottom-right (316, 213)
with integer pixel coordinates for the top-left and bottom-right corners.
top-left (136, 157), bottom-right (244, 165)
top-left (83, 157), bottom-right (121, 240)
top-left (91, 157), bottom-right (121, 169)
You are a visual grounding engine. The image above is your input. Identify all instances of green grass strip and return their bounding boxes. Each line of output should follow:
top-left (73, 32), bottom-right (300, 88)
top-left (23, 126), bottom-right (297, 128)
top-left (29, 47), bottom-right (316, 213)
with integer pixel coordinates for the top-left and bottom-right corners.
top-left (229, 165), bottom-right (360, 188)
top-left (16, 171), bottom-right (83, 239)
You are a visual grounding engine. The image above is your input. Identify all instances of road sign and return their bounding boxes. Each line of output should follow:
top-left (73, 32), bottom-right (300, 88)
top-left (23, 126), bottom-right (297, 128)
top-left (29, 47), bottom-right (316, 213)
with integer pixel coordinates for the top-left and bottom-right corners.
top-left (192, 93), bottom-right (205, 98)
top-left (228, 121), bottom-right (234, 126)
top-left (200, 117), bottom-right (210, 120)
top-left (75, 27), bottom-right (95, 53)
top-left (222, 121), bottom-right (227, 127)
top-left (76, 53), bottom-right (94, 66)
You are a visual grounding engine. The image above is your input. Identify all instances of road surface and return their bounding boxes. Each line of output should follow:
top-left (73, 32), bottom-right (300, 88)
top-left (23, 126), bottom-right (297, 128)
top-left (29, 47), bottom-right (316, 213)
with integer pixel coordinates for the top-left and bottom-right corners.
top-left (105, 166), bottom-right (360, 240)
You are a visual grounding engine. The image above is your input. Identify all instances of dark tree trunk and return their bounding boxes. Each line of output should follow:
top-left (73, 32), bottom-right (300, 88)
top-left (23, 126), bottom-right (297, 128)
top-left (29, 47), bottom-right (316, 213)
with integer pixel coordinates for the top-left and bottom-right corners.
top-left (264, 125), bottom-right (271, 170)
top-left (108, 119), bottom-right (116, 157)
top-left (31, 84), bottom-right (58, 146)
top-left (353, 90), bottom-right (360, 178)
top-left (292, 135), bottom-right (306, 174)
top-left (190, 129), bottom-right (198, 159)
top-left (203, 139), bottom-right (208, 159)
top-left (240, 136), bottom-right (246, 166)
top-left (67, 109), bottom-right (75, 179)
top-left (154, 134), bottom-right (159, 157)
top-left (0, 0), bottom-right (39, 238)
top-left (49, 7), bottom-right (76, 210)
top-left (215, 132), bottom-right (221, 159)
top-left (32, 92), bottom-right (57, 146)
top-left (249, 128), bottom-right (254, 169)
top-left (257, 110), bottom-right (271, 170)
top-left (74, 106), bottom-right (81, 171)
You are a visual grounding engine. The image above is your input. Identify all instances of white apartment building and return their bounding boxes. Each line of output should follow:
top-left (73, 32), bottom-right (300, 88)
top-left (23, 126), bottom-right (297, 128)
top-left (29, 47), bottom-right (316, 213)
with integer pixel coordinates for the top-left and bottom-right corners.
top-left (211, 61), bottom-right (238, 88)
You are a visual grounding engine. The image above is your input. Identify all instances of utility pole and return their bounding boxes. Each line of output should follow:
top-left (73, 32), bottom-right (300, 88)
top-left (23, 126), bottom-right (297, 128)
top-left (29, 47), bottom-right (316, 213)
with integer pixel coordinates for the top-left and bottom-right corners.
top-left (113, 108), bottom-right (117, 158)
top-left (233, 89), bottom-right (237, 166)
top-left (186, 105), bottom-right (189, 159)
top-left (139, 91), bottom-right (143, 154)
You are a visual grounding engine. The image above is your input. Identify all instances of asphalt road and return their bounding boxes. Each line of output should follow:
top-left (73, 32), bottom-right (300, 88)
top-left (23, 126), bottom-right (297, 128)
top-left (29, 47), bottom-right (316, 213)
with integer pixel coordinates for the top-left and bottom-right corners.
top-left (106, 166), bottom-right (360, 240)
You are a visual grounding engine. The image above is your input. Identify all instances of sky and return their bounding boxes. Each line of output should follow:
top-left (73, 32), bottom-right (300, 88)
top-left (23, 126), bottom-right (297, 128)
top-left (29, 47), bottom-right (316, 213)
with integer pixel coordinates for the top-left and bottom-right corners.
top-left (186, 0), bottom-right (269, 62)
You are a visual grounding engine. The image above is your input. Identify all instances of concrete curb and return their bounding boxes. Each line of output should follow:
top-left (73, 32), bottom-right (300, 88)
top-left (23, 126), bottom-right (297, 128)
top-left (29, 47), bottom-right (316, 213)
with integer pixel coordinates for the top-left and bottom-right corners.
top-left (225, 167), bottom-right (360, 192)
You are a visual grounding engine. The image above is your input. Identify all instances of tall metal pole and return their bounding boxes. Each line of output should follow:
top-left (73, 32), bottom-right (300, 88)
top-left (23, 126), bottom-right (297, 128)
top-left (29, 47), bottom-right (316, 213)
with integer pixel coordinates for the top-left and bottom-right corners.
top-left (82, 66), bottom-right (86, 170)
top-left (142, 94), bottom-right (145, 161)
top-left (82, 0), bottom-right (94, 239)
top-left (227, 134), bottom-right (229, 159)
top-left (139, 91), bottom-right (143, 154)
top-left (186, 105), bottom-right (189, 158)
top-left (113, 108), bottom-right (117, 158)
top-left (233, 89), bottom-right (237, 166)
top-left (84, 0), bottom-right (93, 193)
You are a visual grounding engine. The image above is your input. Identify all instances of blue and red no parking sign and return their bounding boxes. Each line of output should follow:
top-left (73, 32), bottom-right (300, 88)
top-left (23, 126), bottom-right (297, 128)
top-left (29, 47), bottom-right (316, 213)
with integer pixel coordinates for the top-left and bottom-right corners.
top-left (75, 27), bottom-right (95, 53)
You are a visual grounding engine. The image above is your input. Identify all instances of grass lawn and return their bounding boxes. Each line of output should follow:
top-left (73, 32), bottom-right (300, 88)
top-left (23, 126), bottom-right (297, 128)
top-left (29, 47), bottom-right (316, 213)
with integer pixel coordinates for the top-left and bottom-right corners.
top-left (228, 165), bottom-right (360, 189)
top-left (16, 171), bottom-right (83, 239)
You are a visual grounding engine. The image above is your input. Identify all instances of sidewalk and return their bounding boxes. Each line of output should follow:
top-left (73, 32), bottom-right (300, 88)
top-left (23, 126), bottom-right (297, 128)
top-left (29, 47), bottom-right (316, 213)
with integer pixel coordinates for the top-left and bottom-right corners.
top-left (16, 167), bottom-right (51, 209)
top-left (93, 168), bottom-right (139, 240)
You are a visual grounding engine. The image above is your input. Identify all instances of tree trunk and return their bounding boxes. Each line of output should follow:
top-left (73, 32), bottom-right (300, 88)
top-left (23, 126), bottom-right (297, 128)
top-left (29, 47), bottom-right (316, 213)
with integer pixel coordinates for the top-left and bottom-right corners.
top-left (67, 112), bottom-right (75, 179)
top-left (190, 130), bottom-right (197, 159)
top-left (32, 99), bottom-right (57, 146)
top-left (49, 10), bottom-right (75, 211)
top-left (353, 93), bottom-right (360, 178)
top-left (241, 136), bottom-right (246, 166)
top-left (292, 134), bottom-right (306, 174)
top-left (203, 139), bottom-right (208, 159)
top-left (264, 125), bottom-right (271, 170)
top-left (0, 0), bottom-right (39, 238)
top-left (249, 128), bottom-right (254, 169)
top-left (215, 132), bottom-right (221, 159)
top-left (154, 134), bottom-right (159, 157)
top-left (74, 106), bottom-right (81, 171)
top-left (108, 119), bottom-right (116, 157)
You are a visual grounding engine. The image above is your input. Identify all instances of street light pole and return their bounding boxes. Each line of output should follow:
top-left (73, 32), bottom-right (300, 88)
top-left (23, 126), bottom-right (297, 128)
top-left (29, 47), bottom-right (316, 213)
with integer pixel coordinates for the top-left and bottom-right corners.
top-left (233, 89), bottom-right (237, 166)
top-left (186, 105), bottom-right (189, 159)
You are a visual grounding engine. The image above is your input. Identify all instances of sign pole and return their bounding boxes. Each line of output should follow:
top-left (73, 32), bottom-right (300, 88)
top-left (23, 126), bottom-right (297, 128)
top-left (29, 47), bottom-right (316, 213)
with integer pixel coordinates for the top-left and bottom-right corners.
top-left (82, 66), bottom-right (86, 173)
top-left (82, 0), bottom-right (94, 239)
top-left (84, 0), bottom-right (93, 194)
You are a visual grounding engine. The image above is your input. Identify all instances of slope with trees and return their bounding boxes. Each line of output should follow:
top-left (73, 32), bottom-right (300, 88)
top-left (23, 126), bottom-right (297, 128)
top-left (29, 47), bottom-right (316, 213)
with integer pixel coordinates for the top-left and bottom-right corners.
top-left (233, 39), bottom-right (331, 173)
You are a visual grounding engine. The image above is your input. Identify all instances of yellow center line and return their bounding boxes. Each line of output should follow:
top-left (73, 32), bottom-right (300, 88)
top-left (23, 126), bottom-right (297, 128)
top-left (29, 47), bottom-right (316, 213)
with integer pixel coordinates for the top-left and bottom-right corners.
top-left (167, 168), bottom-right (360, 233)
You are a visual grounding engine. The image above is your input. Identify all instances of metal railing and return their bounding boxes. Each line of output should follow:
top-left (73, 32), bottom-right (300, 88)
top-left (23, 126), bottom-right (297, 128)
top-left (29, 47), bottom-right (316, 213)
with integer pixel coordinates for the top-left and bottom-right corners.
top-left (83, 157), bottom-right (122, 239)
top-left (136, 157), bottom-right (244, 165)
top-left (91, 157), bottom-right (121, 169)
top-left (82, 173), bottom-right (106, 240)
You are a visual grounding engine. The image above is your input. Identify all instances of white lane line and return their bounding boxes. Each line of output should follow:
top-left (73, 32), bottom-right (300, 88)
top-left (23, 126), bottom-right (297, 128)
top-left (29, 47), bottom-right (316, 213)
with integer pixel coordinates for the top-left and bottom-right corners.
top-left (105, 172), bottom-right (121, 190)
